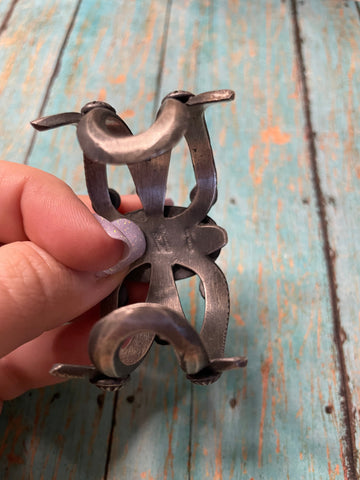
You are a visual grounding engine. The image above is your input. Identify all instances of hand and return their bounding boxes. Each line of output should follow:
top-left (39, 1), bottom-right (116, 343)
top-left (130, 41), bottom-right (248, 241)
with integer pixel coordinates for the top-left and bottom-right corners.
top-left (0, 160), bottom-right (142, 410)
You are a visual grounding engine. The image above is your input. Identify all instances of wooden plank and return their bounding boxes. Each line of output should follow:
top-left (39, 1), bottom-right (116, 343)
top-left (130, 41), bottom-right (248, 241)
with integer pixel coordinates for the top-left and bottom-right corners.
top-left (0, 382), bottom-right (115, 480)
top-left (161, 0), bottom-right (348, 478)
top-left (0, 0), bottom-right (79, 163)
top-left (297, 1), bottom-right (360, 476)
top-left (106, 351), bottom-right (191, 480)
top-left (0, 1), bottom-right (356, 479)
top-left (83, 2), bottom-right (196, 479)
top-left (28, 0), bottom-right (169, 196)
top-left (0, 3), bottom-right (118, 478)
top-left (0, 0), bottom-right (17, 27)
top-left (0, 0), bottom-right (184, 479)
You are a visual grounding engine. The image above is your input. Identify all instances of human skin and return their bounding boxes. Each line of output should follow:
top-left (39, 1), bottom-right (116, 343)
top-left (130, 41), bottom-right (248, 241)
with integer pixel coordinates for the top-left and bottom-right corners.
top-left (0, 160), bottom-right (144, 410)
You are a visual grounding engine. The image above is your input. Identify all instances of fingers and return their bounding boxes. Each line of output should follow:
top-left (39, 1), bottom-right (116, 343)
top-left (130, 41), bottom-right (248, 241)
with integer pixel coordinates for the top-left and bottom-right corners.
top-left (78, 194), bottom-right (143, 214)
top-left (124, 280), bottom-right (149, 304)
top-left (0, 307), bottom-right (99, 401)
top-left (0, 161), bottom-right (149, 404)
top-left (0, 161), bottom-right (124, 271)
top-left (0, 241), bottom-right (126, 358)
top-left (118, 195), bottom-right (143, 214)
top-left (0, 282), bottom-right (149, 401)
top-left (0, 280), bottom-right (149, 401)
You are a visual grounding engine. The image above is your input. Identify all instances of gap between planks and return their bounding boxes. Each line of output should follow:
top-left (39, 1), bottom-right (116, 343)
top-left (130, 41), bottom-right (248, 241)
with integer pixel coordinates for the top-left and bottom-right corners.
top-left (103, 391), bottom-right (119, 480)
top-left (290, 0), bottom-right (358, 478)
top-left (152, 0), bottom-right (173, 118)
top-left (3, 0), bottom-right (356, 477)
top-left (23, 0), bottom-right (83, 165)
top-left (0, 0), bottom-right (18, 36)
top-left (356, 1), bottom-right (360, 21)
top-left (102, 1), bottom-right (179, 477)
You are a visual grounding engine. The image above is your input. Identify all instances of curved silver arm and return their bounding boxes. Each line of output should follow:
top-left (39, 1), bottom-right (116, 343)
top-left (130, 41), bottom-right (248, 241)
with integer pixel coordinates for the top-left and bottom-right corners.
top-left (88, 302), bottom-right (247, 384)
top-left (76, 98), bottom-right (190, 165)
top-left (88, 303), bottom-right (210, 378)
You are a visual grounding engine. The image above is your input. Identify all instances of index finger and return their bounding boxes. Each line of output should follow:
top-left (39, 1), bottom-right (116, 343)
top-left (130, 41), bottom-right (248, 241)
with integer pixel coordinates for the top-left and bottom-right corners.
top-left (0, 161), bottom-right (123, 271)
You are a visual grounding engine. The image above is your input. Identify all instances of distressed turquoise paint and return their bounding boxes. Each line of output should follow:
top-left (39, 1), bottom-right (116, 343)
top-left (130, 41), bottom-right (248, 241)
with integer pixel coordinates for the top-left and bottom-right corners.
top-left (0, 381), bottom-right (116, 479)
top-left (162, 0), bottom-right (347, 478)
top-left (0, 0), bottom-right (78, 163)
top-left (28, 0), bottom-right (169, 196)
top-left (298, 0), bottom-right (360, 473)
top-left (0, 0), bottom-right (192, 478)
top-left (107, 349), bottom-right (192, 480)
top-left (0, 0), bottom-right (358, 479)
top-left (0, 1), bottom-right (15, 20)
top-left (0, 3), bottom-right (118, 476)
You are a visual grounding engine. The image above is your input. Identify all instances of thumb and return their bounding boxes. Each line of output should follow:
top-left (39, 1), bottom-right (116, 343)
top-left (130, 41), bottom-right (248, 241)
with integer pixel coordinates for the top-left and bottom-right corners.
top-left (0, 241), bottom-right (124, 358)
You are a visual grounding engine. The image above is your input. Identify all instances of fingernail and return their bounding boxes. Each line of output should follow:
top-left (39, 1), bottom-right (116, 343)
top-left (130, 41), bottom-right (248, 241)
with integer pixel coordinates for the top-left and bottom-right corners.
top-left (94, 214), bottom-right (146, 277)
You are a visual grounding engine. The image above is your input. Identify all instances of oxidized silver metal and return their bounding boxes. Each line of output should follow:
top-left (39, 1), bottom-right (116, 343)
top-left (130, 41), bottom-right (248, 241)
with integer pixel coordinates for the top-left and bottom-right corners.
top-left (32, 89), bottom-right (247, 390)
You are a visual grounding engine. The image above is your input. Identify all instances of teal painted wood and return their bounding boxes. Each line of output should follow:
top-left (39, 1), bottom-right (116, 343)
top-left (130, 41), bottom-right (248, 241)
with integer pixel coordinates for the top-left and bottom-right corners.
top-left (39, 1), bottom-right (198, 478)
top-left (0, 0), bottom-right (79, 164)
top-left (0, 3), bottom-right (119, 477)
top-left (298, 0), bottom-right (360, 475)
top-left (0, 382), bottom-right (115, 479)
top-left (0, 1), bottom-right (15, 22)
top-left (0, 0), bottom-right (192, 479)
top-left (161, 0), bottom-right (348, 478)
top-left (106, 349), bottom-right (192, 480)
top-left (28, 0), bottom-right (169, 196)
top-left (0, 0), bottom-right (357, 479)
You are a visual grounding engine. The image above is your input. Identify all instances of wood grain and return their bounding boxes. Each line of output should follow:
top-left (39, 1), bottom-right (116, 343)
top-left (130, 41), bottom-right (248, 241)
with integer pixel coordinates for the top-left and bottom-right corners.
top-left (297, 1), bottom-right (360, 476)
top-left (0, 0), bottom-right (80, 164)
top-left (162, 0), bottom-right (350, 478)
top-left (0, 382), bottom-right (115, 480)
top-left (0, 0), bottom-right (168, 478)
top-left (0, 0), bottom-right (358, 479)
top-left (28, 0), bottom-right (170, 196)
top-left (0, 1), bottom-right (18, 33)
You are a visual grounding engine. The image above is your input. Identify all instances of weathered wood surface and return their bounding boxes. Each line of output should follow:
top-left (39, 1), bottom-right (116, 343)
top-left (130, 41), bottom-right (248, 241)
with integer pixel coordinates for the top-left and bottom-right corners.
top-left (298, 2), bottom-right (360, 471)
top-left (0, 1), bottom-right (359, 479)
